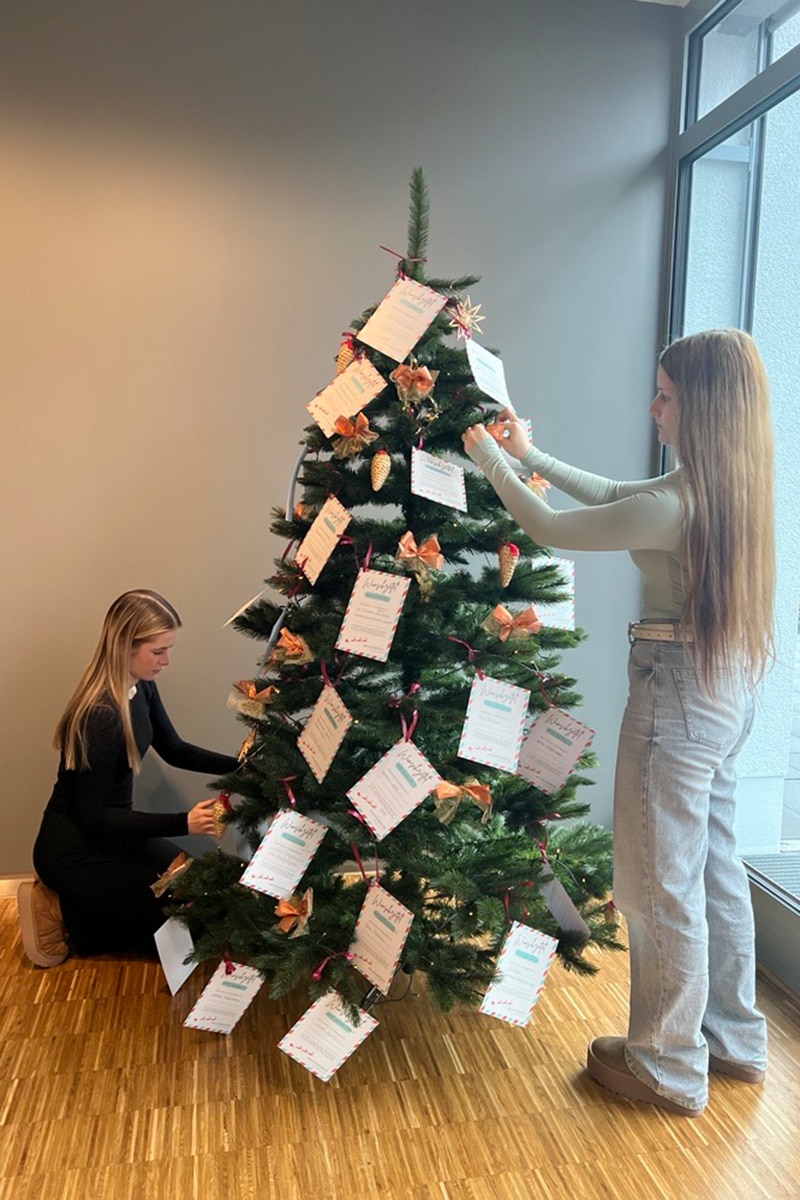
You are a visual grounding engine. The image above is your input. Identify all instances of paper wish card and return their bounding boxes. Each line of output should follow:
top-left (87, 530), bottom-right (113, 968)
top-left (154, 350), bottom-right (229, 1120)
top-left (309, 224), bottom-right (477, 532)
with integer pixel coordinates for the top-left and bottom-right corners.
top-left (517, 707), bottom-right (595, 795)
top-left (480, 922), bottom-right (558, 1027)
top-left (458, 674), bottom-right (530, 773)
top-left (349, 884), bottom-right (414, 994)
top-left (539, 874), bottom-right (591, 939)
top-left (356, 278), bottom-right (448, 362)
top-left (536, 557), bottom-right (575, 631)
top-left (239, 809), bottom-right (328, 899)
top-left (278, 991), bottom-right (379, 1083)
top-left (466, 338), bottom-right (511, 407)
top-left (154, 917), bottom-right (198, 996)
top-left (183, 961), bottom-right (264, 1035)
top-left (411, 448), bottom-right (467, 512)
top-left (296, 496), bottom-right (352, 585)
top-left (307, 357), bottom-right (387, 437)
top-left (297, 684), bottom-right (353, 784)
top-left (335, 569), bottom-right (410, 663)
top-left (347, 739), bottom-right (442, 841)
top-left (223, 587), bottom-right (268, 628)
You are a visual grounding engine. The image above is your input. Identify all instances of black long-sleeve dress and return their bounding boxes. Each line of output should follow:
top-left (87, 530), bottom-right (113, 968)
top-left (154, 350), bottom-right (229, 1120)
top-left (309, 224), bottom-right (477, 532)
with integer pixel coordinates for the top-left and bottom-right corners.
top-left (33, 681), bottom-right (238, 955)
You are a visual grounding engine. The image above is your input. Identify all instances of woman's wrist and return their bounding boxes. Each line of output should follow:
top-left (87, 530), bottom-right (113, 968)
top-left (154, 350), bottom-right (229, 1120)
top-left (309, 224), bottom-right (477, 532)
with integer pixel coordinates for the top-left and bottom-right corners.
top-left (465, 436), bottom-right (504, 468)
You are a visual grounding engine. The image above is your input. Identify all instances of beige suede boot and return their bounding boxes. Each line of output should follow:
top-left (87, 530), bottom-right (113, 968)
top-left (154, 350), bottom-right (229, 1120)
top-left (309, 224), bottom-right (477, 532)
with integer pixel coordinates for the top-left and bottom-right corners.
top-left (17, 880), bottom-right (69, 967)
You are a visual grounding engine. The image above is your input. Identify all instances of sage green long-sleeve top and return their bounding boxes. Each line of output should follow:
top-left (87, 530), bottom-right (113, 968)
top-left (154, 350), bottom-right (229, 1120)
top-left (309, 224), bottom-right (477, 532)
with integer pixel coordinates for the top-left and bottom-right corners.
top-left (465, 438), bottom-right (687, 621)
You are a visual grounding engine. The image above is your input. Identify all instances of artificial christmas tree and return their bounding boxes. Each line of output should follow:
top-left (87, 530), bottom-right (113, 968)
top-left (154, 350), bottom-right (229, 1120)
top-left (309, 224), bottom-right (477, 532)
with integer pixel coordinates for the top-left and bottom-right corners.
top-left (170, 170), bottom-right (620, 1059)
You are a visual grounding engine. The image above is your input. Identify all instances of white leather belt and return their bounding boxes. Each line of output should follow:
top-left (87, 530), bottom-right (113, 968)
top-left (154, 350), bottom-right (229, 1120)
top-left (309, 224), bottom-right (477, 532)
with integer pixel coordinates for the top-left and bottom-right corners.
top-left (628, 621), bottom-right (694, 644)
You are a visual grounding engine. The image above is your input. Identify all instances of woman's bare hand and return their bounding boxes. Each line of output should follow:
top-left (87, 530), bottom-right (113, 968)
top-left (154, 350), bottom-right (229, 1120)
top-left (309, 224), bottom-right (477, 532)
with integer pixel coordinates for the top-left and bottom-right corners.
top-left (187, 797), bottom-right (218, 836)
top-left (462, 423), bottom-right (493, 452)
top-left (485, 408), bottom-right (531, 460)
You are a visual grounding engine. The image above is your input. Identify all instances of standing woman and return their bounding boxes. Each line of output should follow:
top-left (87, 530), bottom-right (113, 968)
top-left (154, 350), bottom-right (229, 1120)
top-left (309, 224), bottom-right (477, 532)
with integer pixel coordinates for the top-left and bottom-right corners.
top-left (18, 589), bottom-right (239, 966)
top-left (462, 329), bottom-right (774, 1117)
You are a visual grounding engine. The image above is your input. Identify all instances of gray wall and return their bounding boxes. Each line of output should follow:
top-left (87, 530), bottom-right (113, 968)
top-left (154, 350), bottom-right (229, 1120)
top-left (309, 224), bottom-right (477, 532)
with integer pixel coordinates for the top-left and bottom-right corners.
top-left (0, 0), bottom-right (677, 876)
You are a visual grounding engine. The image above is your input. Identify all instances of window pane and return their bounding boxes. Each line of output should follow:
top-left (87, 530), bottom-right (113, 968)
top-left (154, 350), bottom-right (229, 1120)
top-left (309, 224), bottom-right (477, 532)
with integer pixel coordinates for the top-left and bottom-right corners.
top-left (748, 84), bottom-right (800, 903)
top-left (683, 127), bottom-right (755, 331)
top-left (695, 0), bottom-right (800, 121)
top-left (678, 87), bottom-right (800, 904)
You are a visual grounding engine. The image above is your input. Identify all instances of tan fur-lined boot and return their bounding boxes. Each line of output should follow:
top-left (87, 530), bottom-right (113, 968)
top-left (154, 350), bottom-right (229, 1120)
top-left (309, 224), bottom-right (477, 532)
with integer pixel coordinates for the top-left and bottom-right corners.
top-left (17, 880), bottom-right (69, 967)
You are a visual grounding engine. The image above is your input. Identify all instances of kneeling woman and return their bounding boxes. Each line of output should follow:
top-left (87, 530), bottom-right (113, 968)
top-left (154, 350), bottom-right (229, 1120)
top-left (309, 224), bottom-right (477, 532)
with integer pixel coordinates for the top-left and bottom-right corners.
top-left (19, 589), bottom-right (238, 965)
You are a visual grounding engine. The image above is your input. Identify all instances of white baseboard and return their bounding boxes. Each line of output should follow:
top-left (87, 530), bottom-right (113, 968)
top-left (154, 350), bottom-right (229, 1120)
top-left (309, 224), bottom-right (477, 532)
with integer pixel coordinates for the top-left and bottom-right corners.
top-left (0, 874), bottom-right (34, 899)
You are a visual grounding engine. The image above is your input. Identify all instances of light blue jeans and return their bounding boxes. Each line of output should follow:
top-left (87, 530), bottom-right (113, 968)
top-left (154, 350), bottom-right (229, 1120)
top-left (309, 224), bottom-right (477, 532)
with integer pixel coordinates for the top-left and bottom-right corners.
top-left (613, 639), bottom-right (767, 1111)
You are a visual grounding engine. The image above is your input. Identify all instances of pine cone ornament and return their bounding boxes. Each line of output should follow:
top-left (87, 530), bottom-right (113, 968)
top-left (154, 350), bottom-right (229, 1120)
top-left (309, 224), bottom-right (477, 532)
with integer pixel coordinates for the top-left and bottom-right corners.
top-left (498, 542), bottom-right (520, 588)
top-left (213, 793), bottom-right (232, 840)
top-left (370, 449), bottom-right (391, 491)
top-left (336, 337), bottom-right (356, 375)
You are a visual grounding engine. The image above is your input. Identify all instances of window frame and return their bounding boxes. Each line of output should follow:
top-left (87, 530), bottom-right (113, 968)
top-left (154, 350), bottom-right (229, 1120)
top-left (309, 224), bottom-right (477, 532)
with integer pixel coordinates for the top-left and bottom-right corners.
top-left (664, 2), bottom-right (800, 990)
top-left (667, 28), bottom-right (800, 350)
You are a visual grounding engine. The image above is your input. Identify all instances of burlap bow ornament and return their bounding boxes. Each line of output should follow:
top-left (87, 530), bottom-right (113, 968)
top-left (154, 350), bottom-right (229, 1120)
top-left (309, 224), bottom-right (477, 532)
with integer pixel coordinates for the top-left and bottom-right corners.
top-left (396, 530), bottom-right (444, 599)
top-left (482, 604), bottom-right (542, 642)
top-left (433, 781), bottom-right (492, 825)
top-left (331, 412), bottom-right (378, 458)
top-left (390, 363), bottom-right (439, 405)
top-left (274, 888), bottom-right (313, 937)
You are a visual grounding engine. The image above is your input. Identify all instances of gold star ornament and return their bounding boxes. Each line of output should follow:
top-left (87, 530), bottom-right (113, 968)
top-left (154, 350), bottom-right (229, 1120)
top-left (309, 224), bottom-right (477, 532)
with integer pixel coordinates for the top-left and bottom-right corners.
top-left (449, 295), bottom-right (485, 340)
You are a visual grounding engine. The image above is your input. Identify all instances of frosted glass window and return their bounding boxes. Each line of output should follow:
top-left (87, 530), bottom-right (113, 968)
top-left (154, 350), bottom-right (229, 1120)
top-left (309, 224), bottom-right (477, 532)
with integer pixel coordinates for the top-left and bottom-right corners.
top-left (694, 0), bottom-right (800, 121)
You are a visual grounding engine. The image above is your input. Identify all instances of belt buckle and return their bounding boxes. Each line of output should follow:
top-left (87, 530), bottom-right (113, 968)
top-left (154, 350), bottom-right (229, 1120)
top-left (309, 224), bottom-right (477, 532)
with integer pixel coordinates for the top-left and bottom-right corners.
top-left (628, 621), bottom-right (637, 645)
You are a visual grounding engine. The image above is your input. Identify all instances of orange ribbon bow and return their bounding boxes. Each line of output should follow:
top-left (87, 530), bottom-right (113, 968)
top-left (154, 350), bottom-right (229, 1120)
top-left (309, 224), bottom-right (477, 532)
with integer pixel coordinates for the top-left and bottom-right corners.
top-left (482, 604), bottom-right (542, 642)
top-left (150, 852), bottom-right (194, 898)
top-left (434, 781), bottom-right (492, 825)
top-left (233, 680), bottom-right (278, 701)
top-left (278, 628), bottom-right (310, 657)
top-left (274, 888), bottom-right (313, 937)
top-left (227, 680), bottom-right (279, 717)
top-left (332, 412), bottom-right (378, 458)
top-left (266, 628), bottom-right (313, 668)
top-left (396, 531), bottom-right (444, 573)
top-left (390, 363), bottom-right (439, 403)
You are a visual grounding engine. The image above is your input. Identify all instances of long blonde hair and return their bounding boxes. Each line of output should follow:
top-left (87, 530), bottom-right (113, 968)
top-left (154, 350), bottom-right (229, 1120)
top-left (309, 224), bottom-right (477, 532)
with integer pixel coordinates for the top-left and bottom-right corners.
top-left (55, 590), bottom-right (182, 771)
top-left (660, 329), bottom-right (774, 688)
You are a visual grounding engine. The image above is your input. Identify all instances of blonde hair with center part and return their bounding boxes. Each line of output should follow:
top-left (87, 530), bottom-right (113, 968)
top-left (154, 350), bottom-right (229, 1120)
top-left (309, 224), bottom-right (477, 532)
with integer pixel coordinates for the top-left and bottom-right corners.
top-left (660, 329), bottom-right (774, 689)
top-left (54, 590), bottom-right (182, 771)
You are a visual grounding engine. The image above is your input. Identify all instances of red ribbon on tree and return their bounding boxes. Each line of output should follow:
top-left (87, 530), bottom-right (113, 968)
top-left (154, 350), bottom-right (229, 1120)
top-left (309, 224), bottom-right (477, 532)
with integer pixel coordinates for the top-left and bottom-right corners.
top-left (287, 571), bottom-right (306, 600)
top-left (280, 775), bottom-right (299, 807)
top-left (502, 880), bottom-right (536, 922)
top-left (379, 245), bottom-right (427, 278)
top-left (311, 950), bottom-right (354, 982)
top-left (349, 818), bottom-right (380, 883)
top-left (448, 636), bottom-right (485, 679)
top-left (339, 536), bottom-right (373, 573)
top-left (351, 841), bottom-right (369, 885)
top-left (537, 674), bottom-right (557, 708)
top-left (400, 711), bottom-right (419, 742)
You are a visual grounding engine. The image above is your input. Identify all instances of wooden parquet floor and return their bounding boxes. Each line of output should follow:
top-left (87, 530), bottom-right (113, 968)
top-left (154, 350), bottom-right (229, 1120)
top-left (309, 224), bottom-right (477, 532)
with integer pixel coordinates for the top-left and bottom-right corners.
top-left (1, 896), bottom-right (799, 1200)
